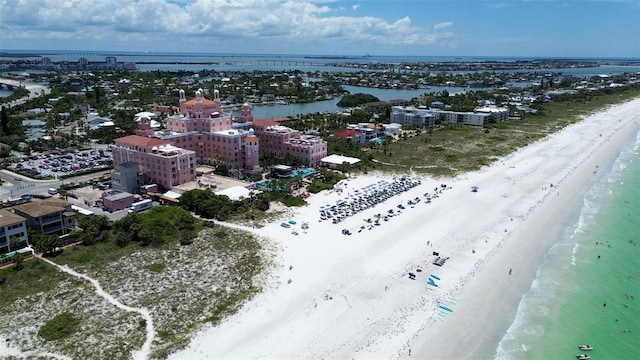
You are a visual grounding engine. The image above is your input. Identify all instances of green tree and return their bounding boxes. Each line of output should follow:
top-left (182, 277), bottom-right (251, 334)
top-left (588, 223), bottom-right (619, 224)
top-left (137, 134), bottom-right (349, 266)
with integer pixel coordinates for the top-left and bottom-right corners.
top-left (9, 237), bottom-right (25, 253)
top-left (339, 161), bottom-right (352, 177)
top-left (12, 251), bottom-right (25, 270)
top-left (30, 230), bottom-right (62, 255)
top-left (114, 232), bottom-right (130, 248)
top-left (77, 215), bottom-right (111, 245)
top-left (138, 227), bottom-right (160, 246)
top-left (1, 106), bottom-right (9, 136)
top-left (337, 93), bottom-right (379, 107)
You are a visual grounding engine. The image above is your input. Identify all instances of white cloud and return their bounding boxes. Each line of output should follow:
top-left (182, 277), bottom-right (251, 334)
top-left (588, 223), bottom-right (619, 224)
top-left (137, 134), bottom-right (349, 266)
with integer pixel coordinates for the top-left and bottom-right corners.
top-left (0, 0), bottom-right (456, 54)
top-left (434, 22), bottom-right (453, 30)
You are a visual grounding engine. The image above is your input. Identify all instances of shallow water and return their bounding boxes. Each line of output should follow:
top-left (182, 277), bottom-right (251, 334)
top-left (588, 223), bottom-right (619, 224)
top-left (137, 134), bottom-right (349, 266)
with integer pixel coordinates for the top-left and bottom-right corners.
top-left (495, 129), bottom-right (640, 359)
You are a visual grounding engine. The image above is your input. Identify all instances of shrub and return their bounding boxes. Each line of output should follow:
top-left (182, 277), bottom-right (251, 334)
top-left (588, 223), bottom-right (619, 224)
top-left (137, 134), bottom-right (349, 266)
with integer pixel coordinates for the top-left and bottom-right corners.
top-left (445, 154), bottom-right (458, 163)
top-left (38, 312), bottom-right (81, 341)
top-left (147, 263), bottom-right (165, 273)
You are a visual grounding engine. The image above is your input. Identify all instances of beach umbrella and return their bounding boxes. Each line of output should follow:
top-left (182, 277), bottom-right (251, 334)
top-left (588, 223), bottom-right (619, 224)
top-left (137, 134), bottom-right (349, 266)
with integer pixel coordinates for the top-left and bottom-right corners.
top-left (471, 186), bottom-right (479, 192)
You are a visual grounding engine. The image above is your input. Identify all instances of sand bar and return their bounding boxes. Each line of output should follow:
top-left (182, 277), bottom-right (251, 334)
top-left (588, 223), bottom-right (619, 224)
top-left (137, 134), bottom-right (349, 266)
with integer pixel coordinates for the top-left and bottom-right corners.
top-left (170, 98), bottom-right (640, 359)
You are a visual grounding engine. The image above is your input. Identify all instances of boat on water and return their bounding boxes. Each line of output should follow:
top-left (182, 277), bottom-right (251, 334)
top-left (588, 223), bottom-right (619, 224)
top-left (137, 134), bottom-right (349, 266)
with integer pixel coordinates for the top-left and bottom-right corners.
top-left (576, 354), bottom-right (590, 360)
top-left (578, 345), bottom-right (593, 351)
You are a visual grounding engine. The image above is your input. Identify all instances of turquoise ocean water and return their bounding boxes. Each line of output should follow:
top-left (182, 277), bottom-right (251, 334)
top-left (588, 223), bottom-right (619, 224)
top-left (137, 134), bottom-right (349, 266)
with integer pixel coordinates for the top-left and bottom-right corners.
top-left (495, 128), bottom-right (640, 360)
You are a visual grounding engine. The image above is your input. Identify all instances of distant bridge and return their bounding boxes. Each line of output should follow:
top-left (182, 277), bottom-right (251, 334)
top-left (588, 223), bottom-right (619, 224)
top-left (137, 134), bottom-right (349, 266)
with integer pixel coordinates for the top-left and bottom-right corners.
top-left (0, 79), bottom-right (24, 91)
top-left (42, 53), bottom-right (332, 67)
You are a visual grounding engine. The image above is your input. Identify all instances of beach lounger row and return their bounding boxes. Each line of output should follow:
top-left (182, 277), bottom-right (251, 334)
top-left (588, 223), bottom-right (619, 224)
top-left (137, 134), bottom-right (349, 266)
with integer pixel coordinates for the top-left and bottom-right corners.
top-left (433, 257), bottom-right (449, 266)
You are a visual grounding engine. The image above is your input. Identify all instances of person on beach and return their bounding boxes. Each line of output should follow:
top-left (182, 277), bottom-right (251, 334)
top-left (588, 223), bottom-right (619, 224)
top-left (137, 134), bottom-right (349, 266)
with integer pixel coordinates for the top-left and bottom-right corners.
top-left (509, 268), bottom-right (512, 275)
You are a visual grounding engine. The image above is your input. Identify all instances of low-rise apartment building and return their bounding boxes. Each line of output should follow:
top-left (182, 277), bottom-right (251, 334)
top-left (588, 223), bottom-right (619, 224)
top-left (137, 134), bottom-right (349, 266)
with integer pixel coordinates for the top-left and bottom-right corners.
top-left (12, 198), bottom-right (77, 235)
top-left (0, 209), bottom-right (29, 253)
top-left (474, 106), bottom-right (510, 122)
top-left (390, 106), bottom-right (436, 128)
top-left (391, 105), bottom-right (509, 127)
top-left (432, 110), bottom-right (493, 127)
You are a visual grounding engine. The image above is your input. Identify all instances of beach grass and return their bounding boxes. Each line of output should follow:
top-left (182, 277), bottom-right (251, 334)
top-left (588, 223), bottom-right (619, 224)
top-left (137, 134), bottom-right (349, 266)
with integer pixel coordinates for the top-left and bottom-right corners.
top-left (370, 87), bottom-right (640, 175)
top-left (0, 225), bottom-right (271, 359)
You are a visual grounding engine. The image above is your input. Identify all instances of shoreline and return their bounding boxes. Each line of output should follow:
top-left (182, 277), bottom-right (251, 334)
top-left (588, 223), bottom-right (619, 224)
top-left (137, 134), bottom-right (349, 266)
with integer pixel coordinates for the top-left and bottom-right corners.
top-left (413, 102), bottom-right (640, 359)
top-left (170, 98), bottom-right (640, 359)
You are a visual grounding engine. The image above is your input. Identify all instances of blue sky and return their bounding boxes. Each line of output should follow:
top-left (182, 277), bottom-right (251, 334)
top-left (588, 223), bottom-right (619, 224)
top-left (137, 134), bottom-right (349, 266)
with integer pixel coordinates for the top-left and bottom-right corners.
top-left (1, 0), bottom-right (639, 58)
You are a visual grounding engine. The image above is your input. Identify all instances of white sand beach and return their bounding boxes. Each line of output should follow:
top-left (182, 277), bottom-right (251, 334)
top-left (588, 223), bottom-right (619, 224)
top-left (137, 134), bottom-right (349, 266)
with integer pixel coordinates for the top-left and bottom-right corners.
top-left (169, 98), bottom-right (640, 360)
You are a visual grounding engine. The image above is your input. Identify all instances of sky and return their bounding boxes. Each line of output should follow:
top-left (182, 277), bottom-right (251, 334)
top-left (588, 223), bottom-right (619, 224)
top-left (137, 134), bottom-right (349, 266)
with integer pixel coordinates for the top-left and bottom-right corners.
top-left (1, 0), bottom-right (639, 58)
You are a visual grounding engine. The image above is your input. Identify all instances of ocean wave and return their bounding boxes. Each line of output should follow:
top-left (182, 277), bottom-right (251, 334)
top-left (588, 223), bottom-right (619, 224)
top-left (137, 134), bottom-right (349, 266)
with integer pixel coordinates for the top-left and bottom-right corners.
top-left (495, 126), bottom-right (640, 359)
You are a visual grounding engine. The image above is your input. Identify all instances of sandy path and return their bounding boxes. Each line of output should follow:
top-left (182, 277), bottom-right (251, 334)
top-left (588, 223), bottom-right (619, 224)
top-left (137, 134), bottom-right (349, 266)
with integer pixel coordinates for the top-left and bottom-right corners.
top-left (37, 257), bottom-right (156, 360)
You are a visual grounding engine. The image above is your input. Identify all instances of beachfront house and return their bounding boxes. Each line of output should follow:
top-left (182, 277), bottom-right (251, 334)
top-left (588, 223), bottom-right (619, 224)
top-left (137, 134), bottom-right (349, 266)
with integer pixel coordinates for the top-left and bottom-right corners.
top-left (330, 129), bottom-right (366, 144)
top-left (0, 209), bottom-right (29, 253)
top-left (12, 198), bottom-right (77, 235)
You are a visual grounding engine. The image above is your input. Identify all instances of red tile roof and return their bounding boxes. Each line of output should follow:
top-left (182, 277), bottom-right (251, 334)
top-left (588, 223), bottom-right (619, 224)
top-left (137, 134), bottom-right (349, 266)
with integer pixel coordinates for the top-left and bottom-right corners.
top-left (115, 135), bottom-right (171, 148)
top-left (183, 98), bottom-right (216, 106)
top-left (332, 129), bottom-right (362, 139)
top-left (251, 119), bottom-right (279, 128)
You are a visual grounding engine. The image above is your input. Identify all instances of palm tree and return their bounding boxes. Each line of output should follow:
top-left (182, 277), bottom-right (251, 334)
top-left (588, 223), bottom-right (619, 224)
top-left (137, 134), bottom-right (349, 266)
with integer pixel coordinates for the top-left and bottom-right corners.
top-left (13, 252), bottom-right (25, 271)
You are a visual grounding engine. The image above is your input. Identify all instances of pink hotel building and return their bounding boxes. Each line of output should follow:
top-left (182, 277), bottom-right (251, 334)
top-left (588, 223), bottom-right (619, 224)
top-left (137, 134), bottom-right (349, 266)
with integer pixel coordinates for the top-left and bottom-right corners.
top-left (112, 136), bottom-right (196, 189)
top-left (113, 89), bottom-right (327, 190)
top-left (251, 119), bottom-right (327, 166)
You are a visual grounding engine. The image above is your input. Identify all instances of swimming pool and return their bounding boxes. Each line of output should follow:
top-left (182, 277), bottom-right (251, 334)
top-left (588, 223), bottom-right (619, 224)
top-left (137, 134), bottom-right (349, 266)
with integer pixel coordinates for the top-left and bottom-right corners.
top-left (291, 168), bottom-right (315, 177)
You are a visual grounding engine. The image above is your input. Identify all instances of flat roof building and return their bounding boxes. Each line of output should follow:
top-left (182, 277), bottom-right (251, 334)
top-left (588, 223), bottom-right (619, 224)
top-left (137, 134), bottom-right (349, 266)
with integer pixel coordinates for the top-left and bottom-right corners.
top-left (390, 106), bottom-right (436, 128)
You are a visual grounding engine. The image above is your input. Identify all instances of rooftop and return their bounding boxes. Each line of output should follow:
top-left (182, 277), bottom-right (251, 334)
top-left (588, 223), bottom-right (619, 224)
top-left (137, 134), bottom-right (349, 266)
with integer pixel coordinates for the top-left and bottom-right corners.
top-left (251, 119), bottom-right (279, 127)
top-left (321, 154), bottom-right (361, 165)
top-left (103, 190), bottom-right (133, 201)
top-left (332, 129), bottom-right (362, 139)
top-left (116, 135), bottom-right (172, 149)
top-left (182, 98), bottom-right (217, 106)
top-left (0, 209), bottom-right (27, 227)
top-left (13, 198), bottom-right (73, 218)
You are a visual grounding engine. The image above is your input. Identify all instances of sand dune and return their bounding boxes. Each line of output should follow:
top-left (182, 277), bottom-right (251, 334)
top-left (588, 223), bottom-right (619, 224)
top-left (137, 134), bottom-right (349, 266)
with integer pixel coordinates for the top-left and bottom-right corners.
top-left (169, 98), bottom-right (640, 360)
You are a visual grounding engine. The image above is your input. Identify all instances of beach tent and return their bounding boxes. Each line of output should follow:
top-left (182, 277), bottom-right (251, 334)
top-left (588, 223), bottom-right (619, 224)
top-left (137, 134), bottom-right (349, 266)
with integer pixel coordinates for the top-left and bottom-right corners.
top-left (215, 186), bottom-right (251, 201)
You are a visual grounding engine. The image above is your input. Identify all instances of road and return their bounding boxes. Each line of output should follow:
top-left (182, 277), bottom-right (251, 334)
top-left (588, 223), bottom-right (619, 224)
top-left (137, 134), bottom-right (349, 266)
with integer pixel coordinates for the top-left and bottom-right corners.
top-left (0, 169), bottom-right (129, 221)
top-left (0, 169), bottom-right (110, 200)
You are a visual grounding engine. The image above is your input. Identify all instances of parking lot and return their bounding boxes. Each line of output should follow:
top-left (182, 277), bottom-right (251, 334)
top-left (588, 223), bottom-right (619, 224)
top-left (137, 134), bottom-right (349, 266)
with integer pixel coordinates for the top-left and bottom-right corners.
top-left (8, 149), bottom-right (113, 179)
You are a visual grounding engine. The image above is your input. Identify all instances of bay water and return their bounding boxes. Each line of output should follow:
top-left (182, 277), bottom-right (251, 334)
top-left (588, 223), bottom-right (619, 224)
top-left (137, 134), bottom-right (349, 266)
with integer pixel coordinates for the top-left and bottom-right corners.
top-left (495, 128), bottom-right (640, 359)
